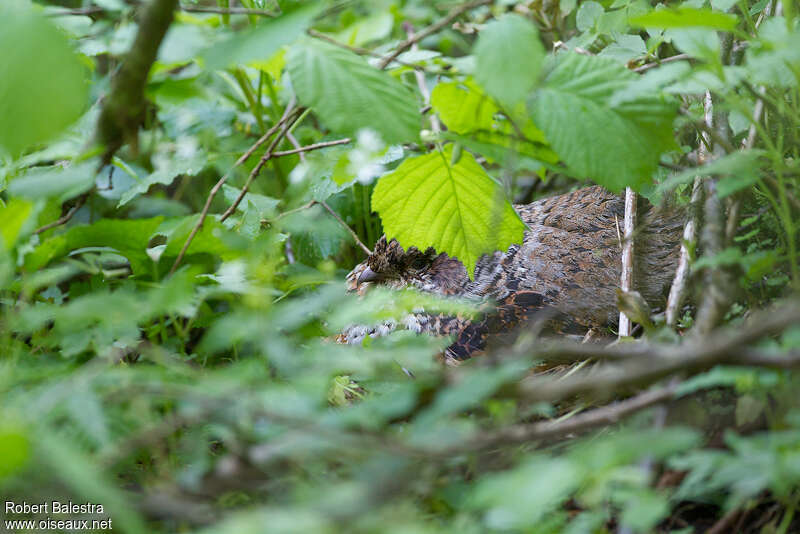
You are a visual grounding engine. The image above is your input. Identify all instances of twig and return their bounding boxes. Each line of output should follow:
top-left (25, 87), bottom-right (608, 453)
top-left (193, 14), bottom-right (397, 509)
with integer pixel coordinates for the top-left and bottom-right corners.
top-left (217, 112), bottom-right (300, 223)
top-left (46, 3), bottom-right (277, 17)
top-left (618, 187), bottom-right (637, 337)
top-left (270, 138), bottom-right (352, 158)
top-left (377, 0), bottom-right (492, 70)
top-left (95, 0), bottom-right (179, 164)
top-left (517, 300), bottom-right (800, 404)
top-left (168, 105), bottom-right (300, 275)
top-left (448, 383), bottom-right (678, 453)
top-left (318, 201), bottom-right (373, 256)
top-left (405, 22), bottom-right (441, 134)
top-left (632, 53), bottom-right (690, 73)
top-left (179, 5), bottom-right (276, 16)
top-left (694, 89), bottom-right (737, 335)
top-left (33, 194), bottom-right (89, 234)
top-left (665, 177), bottom-right (703, 326)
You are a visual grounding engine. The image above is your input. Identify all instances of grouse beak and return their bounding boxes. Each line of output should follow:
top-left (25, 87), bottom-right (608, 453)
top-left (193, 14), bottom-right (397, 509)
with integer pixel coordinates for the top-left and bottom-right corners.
top-left (357, 267), bottom-right (381, 285)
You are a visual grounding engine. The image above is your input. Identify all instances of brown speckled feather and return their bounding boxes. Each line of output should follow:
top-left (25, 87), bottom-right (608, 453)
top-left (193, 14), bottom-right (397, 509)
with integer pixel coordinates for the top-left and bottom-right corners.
top-left (342, 186), bottom-right (684, 362)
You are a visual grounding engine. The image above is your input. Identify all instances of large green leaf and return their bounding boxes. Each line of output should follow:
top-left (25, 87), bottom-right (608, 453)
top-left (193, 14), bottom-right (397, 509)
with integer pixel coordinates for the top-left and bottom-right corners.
top-left (431, 79), bottom-right (557, 169)
top-left (7, 161), bottom-right (97, 203)
top-left (629, 7), bottom-right (738, 30)
top-left (202, 4), bottom-right (321, 70)
top-left (371, 145), bottom-right (525, 277)
top-left (474, 14), bottom-right (545, 108)
top-left (287, 38), bottom-right (421, 144)
top-left (530, 53), bottom-right (678, 192)
top-left (0, 3), bottom-right (88, 157)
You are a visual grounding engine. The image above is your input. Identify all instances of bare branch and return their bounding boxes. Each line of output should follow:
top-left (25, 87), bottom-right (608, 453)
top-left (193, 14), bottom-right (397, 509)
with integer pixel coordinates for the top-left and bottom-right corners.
top-left (95, 0), bottom-right (179, 164)
top-left (632, 53), bottom-right (690, 73)
top-left (377, 0), bottom-right (492, 70)
top-left (318, 201), bottom-right (373, 256)
top-left (33, 193), bottom-right (89, 235)
top-left (618, 188), bottom-right (637, 337)
top-left (270, 138), bottom-right (352, 158)
top-left (168, 105), bottom-right (301, 275)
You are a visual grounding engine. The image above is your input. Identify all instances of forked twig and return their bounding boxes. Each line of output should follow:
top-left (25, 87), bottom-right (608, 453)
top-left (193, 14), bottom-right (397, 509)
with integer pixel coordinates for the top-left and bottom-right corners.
top-left (377, 0), bottom-right (492, 70)
top-left (168, 105), bottom-right (301, 275)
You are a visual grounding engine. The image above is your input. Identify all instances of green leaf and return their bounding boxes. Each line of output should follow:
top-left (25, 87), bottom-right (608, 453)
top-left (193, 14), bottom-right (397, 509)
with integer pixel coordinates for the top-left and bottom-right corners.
top-left (287, 38), bottom-right (421, 144)
top-left (0, 425), bottom-right (30, 479)
top-left (431, 80), bottom-right (498, 135)
top-left (0, 3), bottom-right (88, 157)
top-left (117, 150), bottom-right (206, 207)
top-left (629, 7), bottom-right (739, 30)
top-left (530, 53), bottom-right (678, 192)
top-left (25, 218), bottom-right (164, 275)
top-left (371, 145), bottom-right (525, 277)
top-left (8, 161), bottom-right (97, 203)
top-left (576, 1), bottom-right (604, 32)
top-left (474, 14), bottom-right (545, 108)
top-left (0, 198), bottom-right (36, 250)
top-left (202, 4), bottom-right (321, 70)
top-left (655, 150), bottom-right (766, 199)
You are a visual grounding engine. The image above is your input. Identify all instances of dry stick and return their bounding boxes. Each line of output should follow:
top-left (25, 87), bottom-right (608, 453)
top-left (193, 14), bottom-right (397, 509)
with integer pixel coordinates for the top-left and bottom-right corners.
top-left (449, 383), bottom-right (678, 454)
top-left (268, 134), bottom-right (369, 255)
top-left (632, 53), bottom-right (690, 73)
top-left (270, 138), bottom-right (352, 158)
top-left (618, 187), bottom-right (637, 337)
top-left (518, 301), bottom-right (800, 404)
top-left (405, 22), bottom-right (442, 134)
top-left (317, 201), bottom-right (373, 256)
top-left (377, 0), bottom-right (492, 70)
top-left (179, 5), bottom-right (276, 16)
top-left (665, 178), bottom-right (703, 326)
top-left (33, 194), bottom-right (88, 235)
top-left (218, 116), bottom-right (300, 223)
top-left (167, 106), bottom-right (300, 275)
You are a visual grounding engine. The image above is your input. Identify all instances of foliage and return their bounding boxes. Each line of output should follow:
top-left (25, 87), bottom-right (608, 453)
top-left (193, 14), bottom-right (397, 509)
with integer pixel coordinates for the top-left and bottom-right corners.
top-left (1, 0), bottom-right (800, 533)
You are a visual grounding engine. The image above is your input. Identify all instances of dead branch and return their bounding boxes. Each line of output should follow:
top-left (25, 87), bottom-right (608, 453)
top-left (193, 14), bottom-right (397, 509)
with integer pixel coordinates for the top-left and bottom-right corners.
top-left (168, 105), bottom-right (301, 275)
top-left (33, 193), bottom-right (88, 235)
top-left (95, 0), bottom-right (179, 165)
top-left (377, 0), bottom-right (492, 70)
top-left (618, 187), bottom-right (637, 337)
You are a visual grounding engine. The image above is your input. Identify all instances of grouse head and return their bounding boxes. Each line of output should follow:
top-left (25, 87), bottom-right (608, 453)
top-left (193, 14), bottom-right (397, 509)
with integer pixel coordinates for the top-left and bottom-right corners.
top-left (346, 236), bottom-right (470, 296)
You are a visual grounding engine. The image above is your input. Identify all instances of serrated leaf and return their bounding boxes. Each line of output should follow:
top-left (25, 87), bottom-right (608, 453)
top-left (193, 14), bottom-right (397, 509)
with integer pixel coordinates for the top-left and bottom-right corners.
top-left (629, 7), bottom-right (738, 30)
top-left (288, 38), bottom-right (420, 144)
top-left (431, 80), bottom-right (498, 135)
top-left (202, 4), bottom-right (320, 70)
top-left (8, 161), bottom-right (97, 203)
top-left (0, 3), bottom-right (88, 157)
top-left (474, 14), bottom-right (545, 108)
top-left (117, 151), bottom-right (206, 207)
top-left (530, 53), bottom-right (678, 192)
top-left (371, 145), bottom-right (525, 278)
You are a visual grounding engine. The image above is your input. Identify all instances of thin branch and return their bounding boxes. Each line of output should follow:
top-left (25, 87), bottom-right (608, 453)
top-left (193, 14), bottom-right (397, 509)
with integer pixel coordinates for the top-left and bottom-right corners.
top-left (405, 22), bottom-right (441, 134)
top-left (449, 384), bottom-right (678, 453)
top-left (618, 187), bottom-right (637, 337)
top-left (517, 300), bottom-right (800, 404)
top-left (632, 53), bottom-right (690, 73)
top-left (95, 0), bottom-right (179, 164)
top-left (377, 0), bottom-right (492, 70)
top-left (179, 5), bottom-right (276, 16)
top-left (33, 194), bottom-right (88, 234)
top-left (665, 177), bottom-right (703, 326)
top-left (270, 138), bottom-right (352, 158)
top-left (217, 115), bottom-right (301, 224)
top-left (46, 3), bottom-right (277, 17)
top-left (168, 105), bottom-right (300, 275)
top-left (318, 201), bottom-right (373, 256)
